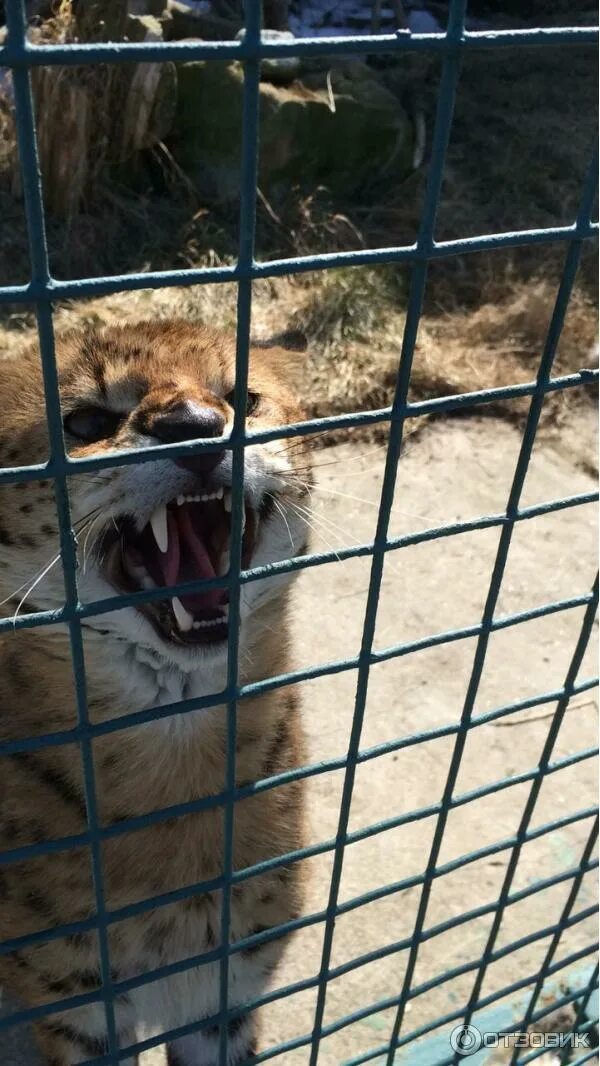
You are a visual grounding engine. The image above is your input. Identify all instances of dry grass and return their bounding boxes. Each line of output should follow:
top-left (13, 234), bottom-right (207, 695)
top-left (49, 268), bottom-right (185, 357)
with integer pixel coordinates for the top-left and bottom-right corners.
top-left (0, 269), bottom-right (594, 468)
top-left (285, 272), bottom-right (598, 447)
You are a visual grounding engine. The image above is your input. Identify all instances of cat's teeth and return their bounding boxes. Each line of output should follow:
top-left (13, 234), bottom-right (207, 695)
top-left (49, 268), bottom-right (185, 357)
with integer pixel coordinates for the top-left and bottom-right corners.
top-left (150, 504), bottom-right (168, 553)
top-left (175, 489), bottom-right (226, 504)
top-left (172, 596), bottom-right (194, 632)
top-left (191, 615), bottom-right (227, 630)
top-left (222, 490), bottom-right (244, 529)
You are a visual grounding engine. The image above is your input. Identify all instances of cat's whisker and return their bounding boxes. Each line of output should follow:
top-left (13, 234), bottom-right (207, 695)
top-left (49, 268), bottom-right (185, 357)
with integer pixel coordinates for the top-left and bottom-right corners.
top-left (281, 494), bottom-right (364, 562)
top-left (81, 512), bottom-right (106, 574)
top-left (285, 495), bottom-right (348, 540)
top-left (281, 498), bottom-right (343, 564)
top-left (0, 552), bottom-right (62, 609)
top-left (268, 493), bottom-right (296, 554)
top-left (301, 485), bottom-right (434, 523)
top-left (10, 553), bottom-right (63, 623)
top-left (268, 437), bottom-right (419, 477)
top-left (1, 512), bottom-right (101, 619)
top-left (268, 442), bottom-right (386, 468)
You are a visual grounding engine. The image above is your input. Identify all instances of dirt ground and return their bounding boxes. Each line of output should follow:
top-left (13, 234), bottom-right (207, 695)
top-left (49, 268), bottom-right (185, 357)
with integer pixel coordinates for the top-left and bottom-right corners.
top-left (1, 414), bottom-right (598, 1066)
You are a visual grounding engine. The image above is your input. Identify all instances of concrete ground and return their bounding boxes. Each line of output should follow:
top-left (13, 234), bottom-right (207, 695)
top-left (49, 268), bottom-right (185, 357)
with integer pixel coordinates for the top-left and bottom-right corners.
top-left (2, 416), bottom-right (598, 1065)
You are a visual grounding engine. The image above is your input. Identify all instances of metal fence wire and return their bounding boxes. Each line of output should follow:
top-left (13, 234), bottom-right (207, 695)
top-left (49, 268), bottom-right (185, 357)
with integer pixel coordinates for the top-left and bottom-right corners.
top-left (0, 0), bottom-right (598, 1063)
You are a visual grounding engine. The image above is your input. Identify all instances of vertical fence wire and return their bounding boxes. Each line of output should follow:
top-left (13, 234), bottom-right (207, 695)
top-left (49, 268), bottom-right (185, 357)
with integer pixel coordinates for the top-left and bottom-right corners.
top-left (4, 0), bottom-right (120, 1060)
top-left (511, 834), bottom-right (599, 1066)
top-left (556, 963), bottom-right (599, 1066)
top-left (385, 149), bottom-right (600, 1066)
top-left (445, 153), bottom-right (600, 1066)
top-left (307, 3), bottom-right (468, 1061)
top-left (218, 4), bottom-right (262, 1063)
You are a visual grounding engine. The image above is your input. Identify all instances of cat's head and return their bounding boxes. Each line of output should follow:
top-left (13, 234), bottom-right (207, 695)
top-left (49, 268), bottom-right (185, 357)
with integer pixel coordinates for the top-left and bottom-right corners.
top-left (0, 321), bottom-right (311, 672)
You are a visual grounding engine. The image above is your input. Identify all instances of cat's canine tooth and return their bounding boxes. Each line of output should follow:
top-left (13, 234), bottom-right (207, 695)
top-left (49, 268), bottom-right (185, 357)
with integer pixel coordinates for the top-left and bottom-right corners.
top-left (172, 597), bottom-right (194, 632)
top-left (150, 504), bottom-right (169, 553)
top-left (215, 486), bottom-right (224, 499)
top-left (222, 490), bottom-right (244, 529)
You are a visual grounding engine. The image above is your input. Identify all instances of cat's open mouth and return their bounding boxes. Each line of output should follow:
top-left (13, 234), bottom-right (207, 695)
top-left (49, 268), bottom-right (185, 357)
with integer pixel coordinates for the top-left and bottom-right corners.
top-left (101, 488), bottom-right (257, 646)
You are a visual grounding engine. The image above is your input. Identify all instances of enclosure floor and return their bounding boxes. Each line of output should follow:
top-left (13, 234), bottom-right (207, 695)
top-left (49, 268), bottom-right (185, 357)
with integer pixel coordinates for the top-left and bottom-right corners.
top-left (2, 414), bottom-right (597, 1066)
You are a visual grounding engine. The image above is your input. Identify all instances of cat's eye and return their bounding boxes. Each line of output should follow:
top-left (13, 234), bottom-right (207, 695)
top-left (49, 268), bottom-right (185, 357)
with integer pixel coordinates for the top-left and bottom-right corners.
top-left (63, 405), bottom-right (123, 443)
top-left (225, 389), bottom-right (260, 417)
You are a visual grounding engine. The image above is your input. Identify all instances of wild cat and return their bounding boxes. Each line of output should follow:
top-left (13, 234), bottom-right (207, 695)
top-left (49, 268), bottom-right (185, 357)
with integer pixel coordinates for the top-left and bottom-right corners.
top-left (0, 321), bottom-right (312, 1065)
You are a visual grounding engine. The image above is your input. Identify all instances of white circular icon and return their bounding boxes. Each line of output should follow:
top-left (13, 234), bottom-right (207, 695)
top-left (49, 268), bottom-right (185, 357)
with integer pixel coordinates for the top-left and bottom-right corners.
top-left (449, 1023), bottom-right (483, 1056)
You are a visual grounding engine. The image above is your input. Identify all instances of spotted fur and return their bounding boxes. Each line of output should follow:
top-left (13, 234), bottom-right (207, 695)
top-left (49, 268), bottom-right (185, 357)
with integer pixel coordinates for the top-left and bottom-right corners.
top-left (0, 322), bottom-right (312, 1065)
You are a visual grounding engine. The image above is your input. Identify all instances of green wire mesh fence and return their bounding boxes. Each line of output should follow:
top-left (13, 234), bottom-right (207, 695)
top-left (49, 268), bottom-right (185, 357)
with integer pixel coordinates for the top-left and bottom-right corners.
top-left (0, 0), bottom-right (598, 1063)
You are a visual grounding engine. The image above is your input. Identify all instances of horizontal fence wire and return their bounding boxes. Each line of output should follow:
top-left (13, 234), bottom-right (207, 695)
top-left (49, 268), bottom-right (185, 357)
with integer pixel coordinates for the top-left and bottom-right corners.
top-left (0, 369), bottom-right (596, 492)
top-left (0, 587), bottom-right (594, 758)
top-left (506, 816), bottom-right (599, 1065)
top-left (4, 911), bottom-right (592, 1066)
top-left (128, 941), bottom-right (600, 1066)
top-left (343, 947), bottom-right (599, 1066)
top-left (0, 802), bottom-right (596, 962)
top-left (447, 584), bottom-right (599, 1066)
top-left (0, 220), bottom-right (598, 307)
top-left (0, 486), bottom-right (596, 638)
top-left (0, 729), bottom-right (597, 876)
top-left (554, 964), bottom-right (600, 1066)
top-left (0, 23), bottom-right (598, 69)
top-left (517, 967), bottom-right (599, 1066)
top-left (0, 0), bottom-right (598, 1063)
top-left (3, 874), bottom-right (596, 1050)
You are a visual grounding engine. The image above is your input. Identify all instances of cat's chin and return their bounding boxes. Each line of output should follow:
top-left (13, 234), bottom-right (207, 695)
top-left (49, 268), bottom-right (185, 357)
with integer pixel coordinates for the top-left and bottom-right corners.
top-left (82, 604), bottom-right (235, 674)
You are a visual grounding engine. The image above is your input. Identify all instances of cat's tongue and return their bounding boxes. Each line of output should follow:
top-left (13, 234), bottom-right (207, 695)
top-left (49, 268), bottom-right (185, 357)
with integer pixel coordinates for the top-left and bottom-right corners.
top-left (148, 502), bottom-right (227, 613)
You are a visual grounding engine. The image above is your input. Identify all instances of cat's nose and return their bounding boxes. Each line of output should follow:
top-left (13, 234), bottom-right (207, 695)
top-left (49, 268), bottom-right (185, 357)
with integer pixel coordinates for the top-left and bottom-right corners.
top-left (150, 401), bottom-right (226, 474)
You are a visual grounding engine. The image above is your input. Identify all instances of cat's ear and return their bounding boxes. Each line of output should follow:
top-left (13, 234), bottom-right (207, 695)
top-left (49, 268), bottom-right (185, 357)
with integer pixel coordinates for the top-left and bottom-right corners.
top-left (250, 330), bottom-right (307, 353)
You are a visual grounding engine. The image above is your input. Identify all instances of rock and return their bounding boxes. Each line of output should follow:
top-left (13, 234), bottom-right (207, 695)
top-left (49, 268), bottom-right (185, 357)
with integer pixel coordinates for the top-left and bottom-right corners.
top-left (173, 59), bottom-right (412, 203)
top-left (407, 9), bottom-right (442, 32)
top-left (127, 0), bottom-right (166, 15)
top-left (120, 10), bottom-right (176, 154)
top-left (236, 27), bottom-right (301, 85)
top-left (165, 0), bottom-right (241, 39)
top-left (120, 56), bottom-right (176, 153)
